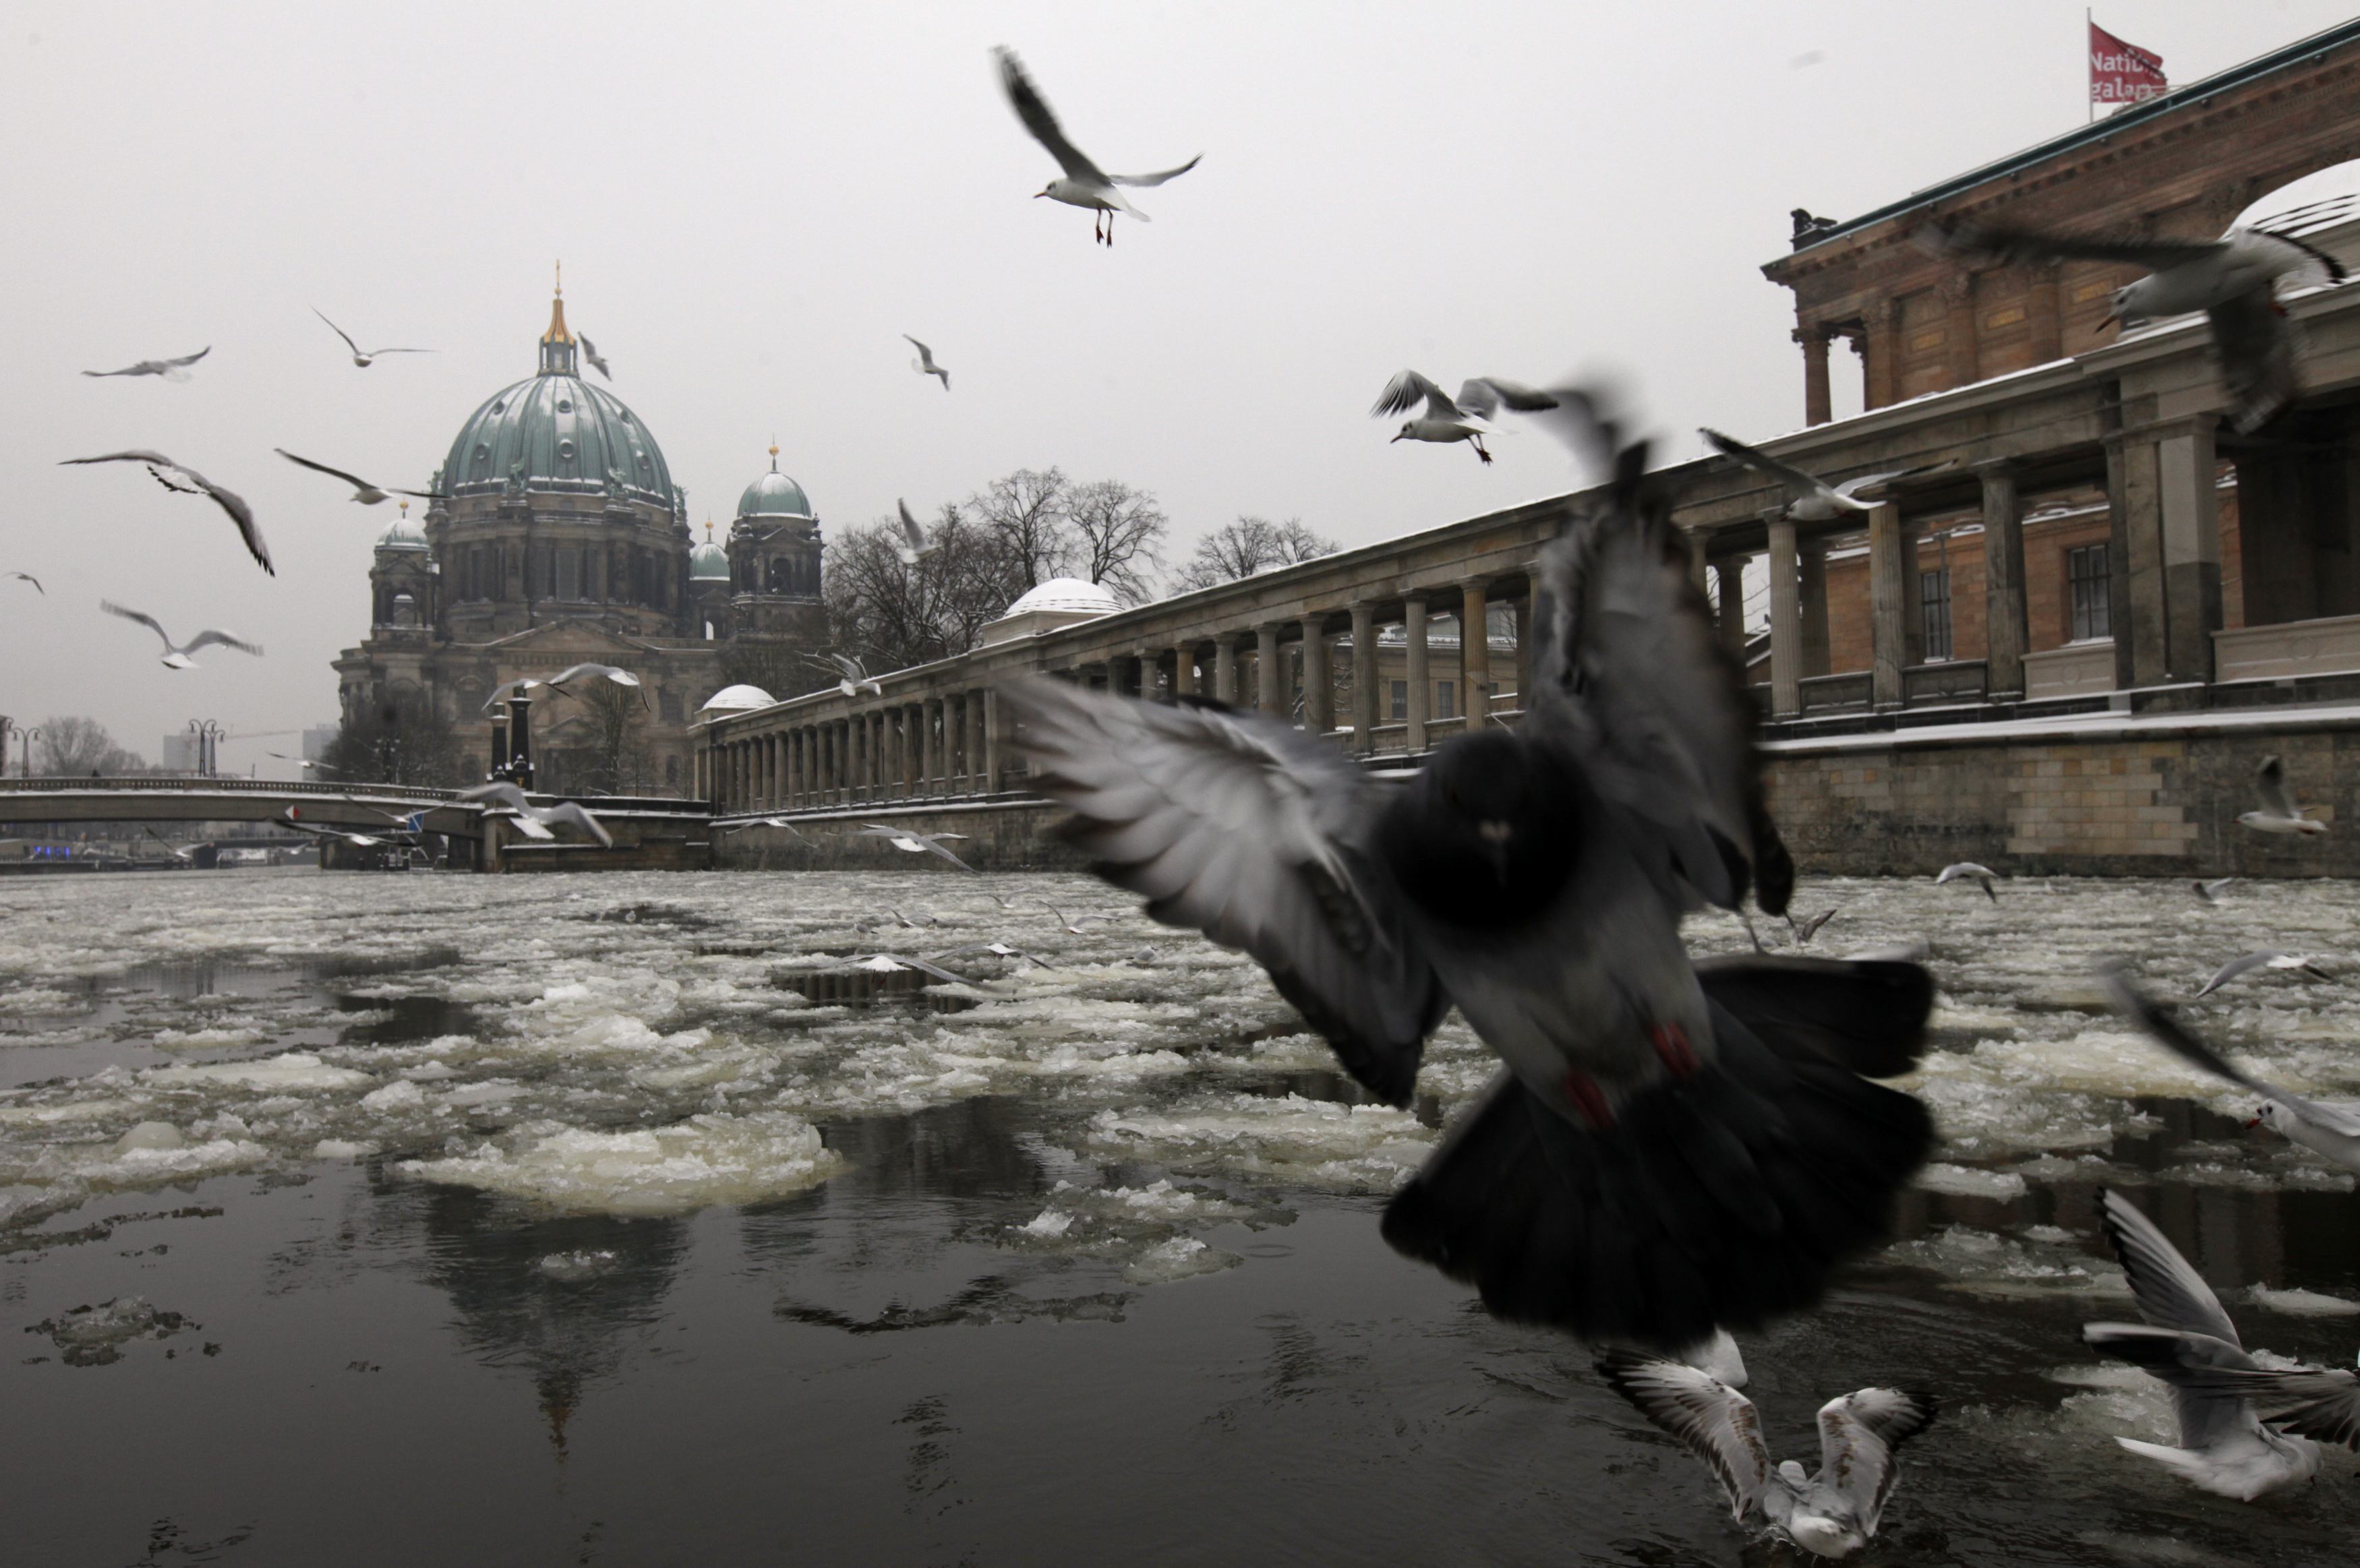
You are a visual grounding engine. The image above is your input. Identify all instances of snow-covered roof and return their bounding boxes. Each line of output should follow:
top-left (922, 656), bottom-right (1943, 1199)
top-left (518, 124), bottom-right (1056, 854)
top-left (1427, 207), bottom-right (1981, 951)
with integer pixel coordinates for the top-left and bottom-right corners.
top-left (699, 684), bottom-right (775, 714)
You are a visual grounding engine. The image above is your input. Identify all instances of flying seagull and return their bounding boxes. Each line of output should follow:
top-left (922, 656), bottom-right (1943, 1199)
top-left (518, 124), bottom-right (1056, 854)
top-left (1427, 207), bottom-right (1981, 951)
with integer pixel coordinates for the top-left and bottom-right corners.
top-left (1037, 902), bottom-right (1113, 936)
top-left (1371, 371), bottom-right (1506, 464)
top-left (456, 781), bottom-right (614, 847)
top-left (714, 816), bottom-right (809, 841)
top-left (1597, 1349), bottom-right (1935, 1559)
top-left (480, 677), bottom-right (548, 712)
top-left (2152, 1349), bottom-right (2360, 1460)
top-left (895, 500), bottom-right (935, 566)
top-left (997, 394), bottom-right (1938, 1350)
top-left (934, 940), bottom-right (1059, 970)
top-left (265, 752), bottom-right (341, 774)
top-left (1933, 862), bottom-right (1999, 902)
top-left (278, 808), bottom-right (386, 849)
top-left (2238, 754), bottom-right (2326, 836)
top-left (1786, 907), bottom-right (1837, 946)
top-left (814, 652), bottom-right (883, 698)
top-left (100, 601), bottom-right (263, 670)
top-left (904, 335), bottom-right (949, 389)
top-left (6, 572), bottom-right (40, 595)
top-left (856, 822), bottom-right (977, 872)
top-left (579, 333), bottom-right (612, 380)
top-left (994, 46), bottom-right (1200, 246)
top-left (2080, 1186), bottom-right (2322, 1500)
top-left (2103, 965), bottom-right (2360, 1175)
top-left (276, 450), bottom-right (444, 506)
top-left (545, 661), bottom-right (649, 709)
top-left (2193, 877), bottom-right (2239, 903)
top-left (61, 450), bottom-right (271, 574)
top-left (2193, 950), bottom-right (2333, 998)
top-left (83, 346), bottom-right (209, 381)
top-left (312, 308), bottom-right (432, 368)
top-left (844, 953), bottom-right (970, 986)
top-left (1918, 219), bottom-right (2348, 433)
top-left (1700, 429), bottom-right (1955, 522)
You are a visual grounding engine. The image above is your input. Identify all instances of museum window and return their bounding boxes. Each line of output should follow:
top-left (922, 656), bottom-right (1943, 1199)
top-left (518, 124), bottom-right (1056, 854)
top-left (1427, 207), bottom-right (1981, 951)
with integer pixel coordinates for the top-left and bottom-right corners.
top-left (1435, 680), bottom-right (1456, 721)
top-left (1918, 568), bottom-right (1952, 662)
top-left (2067, 544), bottom-right (2111, 642)
top-left (1389, 680), bottom-right (1408, 721)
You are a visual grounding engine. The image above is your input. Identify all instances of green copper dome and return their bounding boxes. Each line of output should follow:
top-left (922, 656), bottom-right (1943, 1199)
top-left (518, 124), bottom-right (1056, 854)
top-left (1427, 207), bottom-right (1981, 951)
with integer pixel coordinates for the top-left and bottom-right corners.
top-left (737, 444), bottom-right (814, 520)
top-left (689, 532), bottom-right (730, 581)
top-left (440, 289), bottom-right (676, 511)
top-left (375, 512), bottom-right (430, 551)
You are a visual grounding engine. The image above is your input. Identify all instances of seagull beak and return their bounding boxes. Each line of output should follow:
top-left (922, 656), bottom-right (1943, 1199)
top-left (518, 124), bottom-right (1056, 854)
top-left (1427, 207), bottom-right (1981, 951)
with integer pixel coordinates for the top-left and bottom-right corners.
top-left (1389, 432), bottom-right (1406, 443)
top-left (1032, 190), bottom-right (1049, 200)
top-left (2097, 311), bottom-right (2119, 332)
top-left (2245, 1116), bottom-right (2262, 1129)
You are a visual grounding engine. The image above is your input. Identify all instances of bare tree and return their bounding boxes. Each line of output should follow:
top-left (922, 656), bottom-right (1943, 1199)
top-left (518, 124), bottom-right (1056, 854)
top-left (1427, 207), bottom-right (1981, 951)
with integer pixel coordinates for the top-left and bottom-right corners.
top-left (1171, 516), bottom-right (1339, 593)
top-left (322, 695), bottom-right (463, 787)
top-left (1065, 479), bottom-right (1169, 605)
top-left (966, 468), bottom-right (1073, 596)
top-left (35, 716), bottom-right (149, 776)
top-left (826, 502), bottom-right (1011, 675)
top-left (568, 681), bottom-right (651, 795)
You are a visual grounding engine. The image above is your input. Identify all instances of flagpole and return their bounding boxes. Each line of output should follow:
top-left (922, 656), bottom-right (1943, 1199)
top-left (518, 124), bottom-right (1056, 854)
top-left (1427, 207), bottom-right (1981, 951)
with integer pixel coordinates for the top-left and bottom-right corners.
top-left (2088, 9), bottom-right (2096, 123)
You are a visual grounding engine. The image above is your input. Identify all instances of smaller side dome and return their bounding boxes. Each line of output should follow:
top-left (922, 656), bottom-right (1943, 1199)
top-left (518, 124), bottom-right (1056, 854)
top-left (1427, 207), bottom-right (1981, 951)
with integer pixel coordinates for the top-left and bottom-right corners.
top-left (376, 512), bottom-right (430, 552)
top-left (1005, 578), bottom-right (1121, 617)
top-left (738, 442), bottom-right (814, 519)
top-left (699, 684), bottom-right (775, 714)
top-left (689, 521), bottom-right (730, 582)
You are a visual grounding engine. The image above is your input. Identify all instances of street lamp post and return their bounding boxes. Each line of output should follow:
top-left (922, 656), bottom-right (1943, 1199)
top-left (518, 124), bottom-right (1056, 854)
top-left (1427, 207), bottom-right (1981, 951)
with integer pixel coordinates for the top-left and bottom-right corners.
top-left (187, 719), bottom-right (223, 779)
top-left (19, 726), bottom-right (43, 779)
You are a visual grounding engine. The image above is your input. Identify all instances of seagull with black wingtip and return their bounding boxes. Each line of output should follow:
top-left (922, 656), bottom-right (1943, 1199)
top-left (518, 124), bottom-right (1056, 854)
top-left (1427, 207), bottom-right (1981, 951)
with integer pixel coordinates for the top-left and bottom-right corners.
top-left (994, 45), bottom-right (1199, 246)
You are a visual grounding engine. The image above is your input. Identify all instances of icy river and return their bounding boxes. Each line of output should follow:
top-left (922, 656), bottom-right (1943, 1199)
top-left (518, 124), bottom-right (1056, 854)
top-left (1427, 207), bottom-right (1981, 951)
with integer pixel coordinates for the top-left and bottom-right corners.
top-left (3, 868), bottom-right (2358, 1565)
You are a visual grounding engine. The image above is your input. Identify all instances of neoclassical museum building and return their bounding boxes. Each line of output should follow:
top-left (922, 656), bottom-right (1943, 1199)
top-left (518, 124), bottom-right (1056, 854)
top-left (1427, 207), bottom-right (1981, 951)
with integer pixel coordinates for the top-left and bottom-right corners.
top-left (332, 283), bottom-right (830, 792)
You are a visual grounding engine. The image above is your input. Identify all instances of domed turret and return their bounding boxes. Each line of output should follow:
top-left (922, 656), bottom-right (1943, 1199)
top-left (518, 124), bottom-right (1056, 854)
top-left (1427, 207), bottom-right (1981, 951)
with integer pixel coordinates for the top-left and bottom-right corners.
top-left (724, 443), bottom-right (827, 646)
top-left (980, 576), bottom-right (1121, 644)
top-left (375, 501), bottom-right (430, 552)
top-left (689, 520), bottom-right (730, 582)
top-left (699, 684), bottom-right (775, 714)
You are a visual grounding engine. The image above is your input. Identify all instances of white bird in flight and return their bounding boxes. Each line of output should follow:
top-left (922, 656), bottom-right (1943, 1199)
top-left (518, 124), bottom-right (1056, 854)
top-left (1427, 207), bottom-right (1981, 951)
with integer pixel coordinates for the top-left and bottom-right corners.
top-left (2237, 754), bottom-right (2326, 836)
top-left (2081, 1187), bottom-right (2322, 1500)
top-left (814, 652), bottom-right (883, 698)
top-left (995, 46), bottom-right (1200, 246)
top-left (312, 307), bottom-right (432, 369)
top-left (1371, 372), bottom-right (1508, 464)
top-left (895, 500), bottom-right (936, 566)
top-left (1701, 429), bottom-right (1956, 522)
top-left (101, 601), bottom-right (264, 670)
top-left (715, 816), bottom-right (808, 841)
top-left (456, 782), bottom-right (614, 847)
top-left (2193, 950), bottom-right (2333, 999)
top-left (276, 450), bottom-right (446, 506)
top-left (1597, 1348), bottom-right (1935, 1558)
top-left (1934, 862), bottom-right (1999, 902)
top-left (1038, 902), bottom-right (1113, 936)
top-left (6, 572), bottom-right (40, 595)
top-left (856, 822), bottom-right (976, 872)
top-left (579, 333), bottom-right (612, 380)
top-left (904, 335), bottom-right (949, 389)
top-left (61, 450), bottom-right (272, 574)
top-left (83, 346), bottom-right (210, 381)
top-left (278, 808), bottom-right (388, 849)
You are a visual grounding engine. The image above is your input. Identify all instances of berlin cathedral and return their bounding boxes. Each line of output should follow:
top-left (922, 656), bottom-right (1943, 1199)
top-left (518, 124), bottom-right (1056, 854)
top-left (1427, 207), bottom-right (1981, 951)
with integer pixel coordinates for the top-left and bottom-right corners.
top-left (332, 282), bottom-right (827, 793)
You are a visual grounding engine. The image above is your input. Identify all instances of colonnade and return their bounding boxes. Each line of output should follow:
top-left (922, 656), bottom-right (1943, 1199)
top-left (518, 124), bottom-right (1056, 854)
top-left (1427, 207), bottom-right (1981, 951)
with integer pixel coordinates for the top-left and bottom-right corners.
top-left (701, 687), bottom-right (998, 814)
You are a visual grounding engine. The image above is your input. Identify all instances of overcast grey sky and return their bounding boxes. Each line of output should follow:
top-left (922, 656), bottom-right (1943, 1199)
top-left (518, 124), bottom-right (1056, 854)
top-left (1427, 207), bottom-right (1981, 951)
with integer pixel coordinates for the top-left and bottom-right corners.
top-left (3, 1), bottom-right (2349, 775)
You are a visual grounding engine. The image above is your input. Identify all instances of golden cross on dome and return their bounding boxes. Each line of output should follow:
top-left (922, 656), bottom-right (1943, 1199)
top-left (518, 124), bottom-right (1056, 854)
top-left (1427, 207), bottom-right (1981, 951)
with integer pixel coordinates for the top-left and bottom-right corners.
top-left (554, 259), bottom-right (562, 299)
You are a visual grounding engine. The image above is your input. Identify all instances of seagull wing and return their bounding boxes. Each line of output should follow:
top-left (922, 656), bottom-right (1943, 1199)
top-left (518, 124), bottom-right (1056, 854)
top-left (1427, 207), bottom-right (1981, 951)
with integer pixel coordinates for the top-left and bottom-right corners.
top-left (8, 572), bottom-right (42, 594)
top-left (915, 834), bottom-right (979, 873)
top-left (2181, 1366), bottom-right (2360, 1450)
top-left (1371, 369), bottom-right (1458, 421)
top-left (1000, 673), bottom-right (1446, 1105)
top-left (1110, 154), bottom-right (1201, 188)
top-left (1816, 1388), bottom-right (1933, 1526)
top-left (994, 47), bottom-right (1109, 185)
top-left (903, 334), bottom-right (934, 365)
top-left (1831, 458), bottom-right (1957, 500)
top-left (537, 802), bottom-right (614, 848)
top-left (2208, 284), bottom-right (2299, 435)
top-left (165, 346), bottom-right (211, 369)
top-left (2255, 754), bottom-right (2301, 818)
top-left (64, 448), bottom-right (179, 469)
top-left (181, 630), bottom-right (264, 659)
top-left (1454, 379), bottom-right (1504, 421)
top-left (2103, 967), bottom-right (2360, 1138)
top-left (100, 600), bottom-right (175, 652)
top-left (897, 500), bottom-right (929, 553)
top-left (275, 449), bottom-right (376, 492)
top-left (1595, 1351), bottom-right (1771, 1525)
top-left (312, 307), bottom-right (361, 356)
top-left (1529, 430), bottom-right (1790, 914)
top-left (186, 469), bottom-right (269, 574)
top-left (2196, 951), bottom-right (2279, 997)
top-left (2098, 1187), bottom-right (2242, 1346)
top-left (458, 781), bottom-right (531, 812)
top-left (1916, 218), bottom-right (2228, 271)
top-left (2082, 1323), bottom-right (2261, 1452)
top-left (360, 348), bottom-right (433, 356)
top-left (1700, 427), bottom-right (1831, 505)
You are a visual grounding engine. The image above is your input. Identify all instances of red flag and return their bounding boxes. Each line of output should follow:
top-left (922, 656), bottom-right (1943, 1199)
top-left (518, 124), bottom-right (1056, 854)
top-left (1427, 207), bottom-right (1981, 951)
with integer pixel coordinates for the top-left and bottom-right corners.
top-left (2090, 20), bottom-right (2167, 107)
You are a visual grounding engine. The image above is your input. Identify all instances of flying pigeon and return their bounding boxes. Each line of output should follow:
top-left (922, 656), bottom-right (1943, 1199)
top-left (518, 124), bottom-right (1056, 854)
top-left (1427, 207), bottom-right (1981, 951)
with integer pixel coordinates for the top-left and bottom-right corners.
top-left (1701, 429), bottom-right (1955, 522)
top-left (999, 398), bottom-right (1936, 1350)
top-left (2237, 754), bottom-right (2326, 836)
top-left (1918, 219), bottom-right (2348, 433)
top-left (100, 601), bottom-right (263, 669)
top-left (1597, 1349), bottom-right (1935, 1558)
top-left (904, 334), bottom-right (949, 389)
top-left (61, 450), bottom-right (271, 573)
top-left (2081, 1186), bottom-right (2322, 1499)
top-left (312, 307), bottom-right (432, 368)
top-left (276, 449), bottom-right (444, 506)
top-left (995, 46), bottom-right (1200, 246)
top-left (82, 346), bottom-right (209, 381)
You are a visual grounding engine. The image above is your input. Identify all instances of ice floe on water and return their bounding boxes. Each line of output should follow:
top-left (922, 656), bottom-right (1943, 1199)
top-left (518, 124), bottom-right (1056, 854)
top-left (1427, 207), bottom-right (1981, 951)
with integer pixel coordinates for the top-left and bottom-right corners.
top-left (397, 1110), bottom-right (843, 1217)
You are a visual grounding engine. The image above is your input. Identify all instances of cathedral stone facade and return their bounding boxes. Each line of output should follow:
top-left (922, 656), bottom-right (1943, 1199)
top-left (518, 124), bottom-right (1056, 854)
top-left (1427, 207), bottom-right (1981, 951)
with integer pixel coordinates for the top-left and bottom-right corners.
top-left (333, 285), bottom-right (831, 793)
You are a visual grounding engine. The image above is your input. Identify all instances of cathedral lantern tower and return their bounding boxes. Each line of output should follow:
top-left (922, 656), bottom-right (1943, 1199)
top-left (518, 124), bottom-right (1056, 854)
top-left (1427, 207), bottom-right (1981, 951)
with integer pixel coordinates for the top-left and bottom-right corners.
top-left (726, 442), bottom-right (827, 642)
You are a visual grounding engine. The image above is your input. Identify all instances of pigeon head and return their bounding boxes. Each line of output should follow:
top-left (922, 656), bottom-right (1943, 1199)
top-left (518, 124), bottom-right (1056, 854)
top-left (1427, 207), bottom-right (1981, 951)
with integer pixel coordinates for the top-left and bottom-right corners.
top-left (1376, 731), bottom-right (1581, 928)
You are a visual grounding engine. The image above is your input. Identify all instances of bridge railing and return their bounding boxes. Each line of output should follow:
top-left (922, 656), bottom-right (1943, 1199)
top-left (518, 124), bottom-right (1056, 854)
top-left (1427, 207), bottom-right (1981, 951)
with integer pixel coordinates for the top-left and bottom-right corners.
top-left (0, 777), bottom-right (458, 802)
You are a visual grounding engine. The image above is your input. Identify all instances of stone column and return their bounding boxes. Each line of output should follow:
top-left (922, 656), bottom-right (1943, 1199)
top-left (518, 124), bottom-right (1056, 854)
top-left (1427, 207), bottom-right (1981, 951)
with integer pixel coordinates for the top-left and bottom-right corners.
top-left (1459, 581), bottom-right (1491, 727)
top-left (2158, 417), bottom-right (2223, 686)
top-left (1712, 557), bottom-right (1748, 658)
top-left (1256, 623), bottom-right (1285, 716)
top-left (1868, 502), bottom-right (1907, 709)
top-left (1798, 326), bottom-right (1833, 427)
top-left (1866, 298), bottom-right (1902, 411)
top-left (1213, 638), bottom-right (1237, 703)
top-left (1799, 536), bottom-right (1831, 680)
top-left (1512, 592), bottom-right (1534, 717)
top-left (1299, 613), bottom-right (1332, 734)
top-left (1403, 595), bottom-right (1429, 752)
top-left (1171, 642), bottom-right (1197, 698)
top-left (1685, 531), bottom-right (1711, 596)
top-left (2112, 431), bottom-right (2169, 688)
top-left (1350, 602), bottom-right (1378, 752)
top-left (966, 690), bottom-right (986, 793)
top-left (1766, 515), bottom-right (1802, 718)
top-left (1977, 459), bottom-right (2029, 700)
top-left (982, 688), bottom-right (1002, 795)
top-left (921, 698), bottom-right (939, 793)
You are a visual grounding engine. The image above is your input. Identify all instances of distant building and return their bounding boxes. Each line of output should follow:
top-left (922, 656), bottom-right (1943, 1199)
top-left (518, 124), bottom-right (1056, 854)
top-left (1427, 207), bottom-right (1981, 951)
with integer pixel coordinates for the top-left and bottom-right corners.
top-left (301, 724), bottom-right (337, 763)
top-left (160, 733), bottom-right (200, 773)
top-left (332, 278), bottom-right (831, 794)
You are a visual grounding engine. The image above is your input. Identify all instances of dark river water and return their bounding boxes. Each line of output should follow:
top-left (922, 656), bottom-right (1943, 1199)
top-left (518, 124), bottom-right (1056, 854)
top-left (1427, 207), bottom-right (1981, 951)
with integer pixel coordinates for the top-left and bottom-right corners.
top-left (1, 870), bottom-right (2357, 1566)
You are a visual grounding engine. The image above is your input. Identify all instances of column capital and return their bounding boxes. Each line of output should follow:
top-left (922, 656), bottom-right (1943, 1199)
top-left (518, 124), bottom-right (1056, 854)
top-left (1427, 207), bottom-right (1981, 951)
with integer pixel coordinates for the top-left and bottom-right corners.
top-left (1970, 454), bottom-right (2018, 477)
